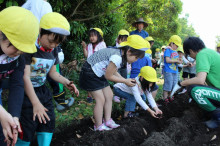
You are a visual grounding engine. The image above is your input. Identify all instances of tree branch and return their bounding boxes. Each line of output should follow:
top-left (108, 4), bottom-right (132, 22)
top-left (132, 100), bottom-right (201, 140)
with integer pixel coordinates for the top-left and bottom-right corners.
top-left (70, 0), bottom-right (85, 17)
top-left (72, 0), bottom-right (135, 22)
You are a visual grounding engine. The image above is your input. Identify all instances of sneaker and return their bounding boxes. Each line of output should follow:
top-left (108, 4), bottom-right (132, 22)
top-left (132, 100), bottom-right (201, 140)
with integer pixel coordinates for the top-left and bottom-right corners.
top-left (178, 88), bottom-right (187, 94)
top-left (55, 97), bottom-right (75, 112)
top-left (105, 118), bottom-right (120, 129)
top-left (94, 123), bottom-right (112, 131)
top-left (205, 108), bottom-right (220, 129)
top-left (66, 97), bottom-right (75, 107)
top-left (113, 96), bottom-right (120, 103)
top-left (127, 112), bottom-right (139, 118)
top-left (164, 98), bottom-right (170, 104)
top-left (87, 97), bottom-right (93, 103)
top-left (168, 96), bottom-right (174, 102)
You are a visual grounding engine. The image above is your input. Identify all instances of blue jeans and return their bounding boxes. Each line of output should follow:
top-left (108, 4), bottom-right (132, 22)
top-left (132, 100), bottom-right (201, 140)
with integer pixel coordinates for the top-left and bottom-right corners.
top-left (113, 87), bottom-right (145, 112)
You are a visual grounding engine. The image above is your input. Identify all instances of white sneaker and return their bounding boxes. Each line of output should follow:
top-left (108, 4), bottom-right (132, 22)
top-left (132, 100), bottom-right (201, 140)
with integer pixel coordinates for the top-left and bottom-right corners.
top-left (178, 88), bottom-right (187, 94)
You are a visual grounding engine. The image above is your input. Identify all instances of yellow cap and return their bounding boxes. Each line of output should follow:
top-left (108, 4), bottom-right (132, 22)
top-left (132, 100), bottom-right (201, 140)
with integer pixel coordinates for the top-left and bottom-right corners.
top-left (138, 66), bottom-right (158, 82)
top-left (161, 45), bottom-right (166, 49)
top-left (120, 35), bottom-right (150, 51)
top-left (145, 36), bottom-right (154, 42)
top-left (145, 49), bottom-right (152, 54)
top-left (40, 12), bottom-right (70, 35)
top-left (217, 42), bottom-right (220, 48)
top-left (118, 29), bottom-right (129, 36)
top-left (177, 47), bottom-right (184, 53)
top-left (168, 35), bottom-right (182, 47)
top-left (156, 48), bottom-right (160, 52)
top-left (0, 6), bottom-right (39, 53)
top-left (91, 28), bottom-right (103, 37)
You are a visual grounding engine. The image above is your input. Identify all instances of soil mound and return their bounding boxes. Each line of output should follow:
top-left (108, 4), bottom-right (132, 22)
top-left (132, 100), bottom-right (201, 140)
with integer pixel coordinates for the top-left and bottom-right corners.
top-left (47, 94), bottom-right (220, 145)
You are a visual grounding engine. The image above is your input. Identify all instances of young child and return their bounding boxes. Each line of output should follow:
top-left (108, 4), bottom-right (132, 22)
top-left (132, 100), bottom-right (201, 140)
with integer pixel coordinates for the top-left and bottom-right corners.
top-left (81, 28), bottom-right (106, 103)
top-left (79, 35), bottom-right (150, 131)
top-left (157, 46), bottom-right (166, 79)
top-left (81, 28), bottom-right (106, 58)
top-left (114, 66), bottom-right (163, 118)
top-left (116, 29), bottom-right (129, 47)
top-left (130, 18), bottom-right (149, 38)
top-left (153, 48), bottom-right (161, 69)
top-left (114, 29), bottom-right (130, 103)
top-left (23, 0), bottom-right (74, 112)
top-left (179, 54), bottom-right (196, 94)
top-left (0, 7), bottom-right (39, 146)
top-left (17, 12), bottom-right (79, 146)
top-left (163, 35), bottom-right (182, 103)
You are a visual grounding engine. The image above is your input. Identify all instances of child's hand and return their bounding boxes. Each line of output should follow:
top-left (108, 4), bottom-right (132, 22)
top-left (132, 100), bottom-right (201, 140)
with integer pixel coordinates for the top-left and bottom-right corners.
top-left (154, 107), bottom-right (163, 115)
top-left (0, 109), bottom-right (16, 145)
top-left (33, 102), bottom-right (50, 124)
top-left (11, 117), bottom-right (22, 146)
top-left (65, 81), bottom-right (79, 97)
top-left (176, 59), bottom-right (182, 64)
top-left (124, 78), bottom-right (136, 87)
top-left (81, 41), bottom-right (87, 49)
top-left (148, 109), bottom-right (158, 118)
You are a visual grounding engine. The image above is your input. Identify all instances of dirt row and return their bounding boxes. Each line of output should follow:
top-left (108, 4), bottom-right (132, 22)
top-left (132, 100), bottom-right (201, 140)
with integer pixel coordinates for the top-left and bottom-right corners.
top-left (38, 93), bottom-right (220, 146)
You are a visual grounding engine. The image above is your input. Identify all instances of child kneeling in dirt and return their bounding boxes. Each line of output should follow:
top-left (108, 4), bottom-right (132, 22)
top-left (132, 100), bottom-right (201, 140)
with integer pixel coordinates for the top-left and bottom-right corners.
top-left (171, 37), bottom-right (220, 129)
top-left (79, 35), bottom-right (149, 131)
top-left (113, 66), bottom-right (163, 118)
top-left (17, 12), bottom-right (79, 146)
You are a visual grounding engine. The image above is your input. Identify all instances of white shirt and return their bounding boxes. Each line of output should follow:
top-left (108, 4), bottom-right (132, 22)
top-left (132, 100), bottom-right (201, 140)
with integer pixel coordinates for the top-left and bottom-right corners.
top-left (114, 77), bottom-right (157, 110)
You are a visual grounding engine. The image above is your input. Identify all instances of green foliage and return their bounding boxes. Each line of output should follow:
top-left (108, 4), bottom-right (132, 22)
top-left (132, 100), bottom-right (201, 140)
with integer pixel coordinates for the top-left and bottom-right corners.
top-left (178, 14), bottom-right (198, 41)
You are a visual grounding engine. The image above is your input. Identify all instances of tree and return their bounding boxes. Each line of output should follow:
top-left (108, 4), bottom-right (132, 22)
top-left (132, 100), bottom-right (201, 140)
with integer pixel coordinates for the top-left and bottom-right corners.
top-left (178, 14), bottom-right (198, 41)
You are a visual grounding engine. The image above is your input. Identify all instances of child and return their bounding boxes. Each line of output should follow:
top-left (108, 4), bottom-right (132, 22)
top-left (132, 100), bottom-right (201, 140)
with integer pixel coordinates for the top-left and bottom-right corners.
top-left (116, 29), bottom-right (129, 47)
top-left (157, 46), bottom-right (166, 79)
top-left (153, 48), bottom-right (161, 69)
top-left (130, 18), bottom-right (149, 38)
top-left (0, 7), bottom-right (39, 146)
top-left (114, 29), bottom-right (130, 103)
top-left (163, 35), bottom-right (182, 103)
top-left (172, 37), bottom-right (220, 129)
top-left (47, 45), bottom-right (75, 111)
top-left (17, 12), bottom-right (79, 146)
top-left (81, 28), bottom-right (106, 103)
top-left (81, 28), bottom-right (106, 58)
top-left (114, 66), bottom-right (163, 118)
top-left (79, 35), bottom-right (150, 131)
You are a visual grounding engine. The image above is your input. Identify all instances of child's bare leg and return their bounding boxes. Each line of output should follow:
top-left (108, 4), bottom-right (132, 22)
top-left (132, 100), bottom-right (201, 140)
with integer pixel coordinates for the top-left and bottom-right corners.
top-left (163, 90), bottom-right (169, 99)
top-left (102, 86), bottom-right (113, 121)
top-left (124, 111), bottom-right (129, 118)
top-left (90, 90), bottom-right (105, 127)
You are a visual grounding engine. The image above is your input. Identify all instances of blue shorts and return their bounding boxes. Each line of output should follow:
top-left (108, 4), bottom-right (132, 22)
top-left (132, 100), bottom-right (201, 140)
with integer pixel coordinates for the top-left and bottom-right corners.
top-left (163, 72), bottom-right (178, 91)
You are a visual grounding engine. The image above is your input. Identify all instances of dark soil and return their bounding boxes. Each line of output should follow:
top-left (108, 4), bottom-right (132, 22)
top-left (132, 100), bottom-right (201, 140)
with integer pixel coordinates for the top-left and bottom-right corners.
top-left (39, 93), bottom-right (220, 145)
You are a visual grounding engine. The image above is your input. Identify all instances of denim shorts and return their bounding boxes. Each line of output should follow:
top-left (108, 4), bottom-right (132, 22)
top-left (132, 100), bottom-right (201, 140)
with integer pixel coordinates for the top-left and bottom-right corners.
top-left (163, 72), bottom-right (178, 91)
top-left (79, 61), bottom-right (109, 91)
top-left (113, 87), bottom-right (145, 112)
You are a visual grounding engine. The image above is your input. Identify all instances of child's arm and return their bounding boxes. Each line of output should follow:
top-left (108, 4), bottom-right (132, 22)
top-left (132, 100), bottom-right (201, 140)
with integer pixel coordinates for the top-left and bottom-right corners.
top-left (23, 65), bottom-right (50, 124)
top-left (165, 57), bottom-right (182, 64)
top-left (130, 86), bottom-right (159, 118)
top-left (81, 41), bottom-right (88, 58)
top-left (105, 62), bottom-right (136, 87)
top-left (145, 91), bottom-right (163, 115)
top-left (48, 65), bottom-right (79, 97)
